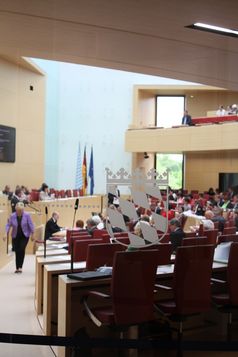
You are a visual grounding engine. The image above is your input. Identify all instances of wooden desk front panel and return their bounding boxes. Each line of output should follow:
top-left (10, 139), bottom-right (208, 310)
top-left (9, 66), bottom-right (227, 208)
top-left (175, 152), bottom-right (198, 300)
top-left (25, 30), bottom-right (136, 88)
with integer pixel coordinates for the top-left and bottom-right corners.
top-left (35, 255), bottom-right (71, 315)
top-left (125, 123), bottom-right (238, 153)
top-left (58, 275), bottom-right (112, 357)
top-left (33, 196), bottom-right (102, 228)
top-left (43, 262), bottom-right (86, 336)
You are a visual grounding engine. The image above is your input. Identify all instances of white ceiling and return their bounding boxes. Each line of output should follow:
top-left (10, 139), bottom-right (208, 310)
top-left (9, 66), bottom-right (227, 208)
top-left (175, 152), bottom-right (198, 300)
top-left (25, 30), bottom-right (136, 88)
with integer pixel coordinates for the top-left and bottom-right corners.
top-left (0, 0), bottom-right (238, 89)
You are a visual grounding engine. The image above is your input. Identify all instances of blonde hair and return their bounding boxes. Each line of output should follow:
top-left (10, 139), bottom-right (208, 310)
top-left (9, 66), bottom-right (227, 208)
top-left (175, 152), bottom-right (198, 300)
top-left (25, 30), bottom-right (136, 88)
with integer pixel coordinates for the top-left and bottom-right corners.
top-left (15, 202), bottom-right (24, 210)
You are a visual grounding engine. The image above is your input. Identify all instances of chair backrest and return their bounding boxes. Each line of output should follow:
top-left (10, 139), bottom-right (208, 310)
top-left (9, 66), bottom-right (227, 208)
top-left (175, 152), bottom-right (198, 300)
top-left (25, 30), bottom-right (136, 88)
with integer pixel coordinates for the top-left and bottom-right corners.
top-left (217, 234), bottom-right (238, 245)
top-left (159, 233), bottom-right (170, 243)
top-left (227, 243), bottom-right (238, 305)
top-left (34, 224), bottom-right (45, 245)
top-left (65, 189), bottom-right (72, 197)
top-left (114, 232), bottom-right (129, 238)
top-left (59, 189), bottom-right (66, 198)
top-left (182, 236), bottom-right (210, 246)
top-left (112, 236), bottom-right (130, 245)
top-left (73, 238), bottom-right (103, 262)
top-left (73, 189), bottom-right (79, 197)
top-left (111, 250), bottom-right (158, 325)
top-left (86, 243), bottom-right (126, 270)
top-left (142, 243), bottom-right (172, 265)
top-left (66, 229), bottom-right (90, 251)
top-left (185, 232), bottom-right (198, 238)
top-left (173, 245), bottom-right (215, 314)
top-left (223, 226), bottom-right (236, 235)
top-left (92, 229), bottom-right (107, 239)
top-left (30, 190), bottom-right (40, 201)
top-left (203, 229), bottom-right (218, 244)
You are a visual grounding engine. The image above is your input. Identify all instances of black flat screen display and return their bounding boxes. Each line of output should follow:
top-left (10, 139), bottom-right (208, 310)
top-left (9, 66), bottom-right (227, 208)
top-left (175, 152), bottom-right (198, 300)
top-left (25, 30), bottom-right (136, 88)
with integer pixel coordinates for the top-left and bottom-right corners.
top-left (0, 124), bottom-right (16, 163)
top-left (219, 173), bottom-right (238, 192)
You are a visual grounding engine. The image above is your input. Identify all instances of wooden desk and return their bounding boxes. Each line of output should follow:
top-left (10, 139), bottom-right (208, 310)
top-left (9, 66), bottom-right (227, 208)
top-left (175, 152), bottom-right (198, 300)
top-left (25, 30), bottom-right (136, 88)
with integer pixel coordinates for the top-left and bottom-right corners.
top-left (183, 215), bottom-right (204, 233)
top-left (35, 249), bottom-right (68, 258)
top-left (58, 275), bottom-right (111, 357)
top-left (43, 261), bottom-right (86, 335)
top-left (57, 261), bottom-right (227, 357)
top-left (35, 255), bottom-right (71, 315)
top-left (37, 242), bottom-right (68, 251)
top-left (33, 196), bottom-right (102, 228)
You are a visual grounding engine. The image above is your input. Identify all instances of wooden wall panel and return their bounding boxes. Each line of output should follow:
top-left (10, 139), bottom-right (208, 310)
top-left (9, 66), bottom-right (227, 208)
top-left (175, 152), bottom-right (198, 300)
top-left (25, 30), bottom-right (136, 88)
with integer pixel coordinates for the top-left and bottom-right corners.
top-left (0, 57), bottom-right (45, 190)
top-left (185, 151), bottom-right (238, 192)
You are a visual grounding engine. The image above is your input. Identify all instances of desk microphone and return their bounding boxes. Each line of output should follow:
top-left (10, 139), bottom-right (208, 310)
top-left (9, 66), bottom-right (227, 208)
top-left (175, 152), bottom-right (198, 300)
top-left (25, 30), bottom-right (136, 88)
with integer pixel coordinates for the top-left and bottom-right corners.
top-left (44, 206), bottom-right (48, 258)
top-left (74, 198), bottom-right (79, 210)
top-left (26, 203), bottom-right (41, 213)
top-left (71, 198), bottom-right (80, 272)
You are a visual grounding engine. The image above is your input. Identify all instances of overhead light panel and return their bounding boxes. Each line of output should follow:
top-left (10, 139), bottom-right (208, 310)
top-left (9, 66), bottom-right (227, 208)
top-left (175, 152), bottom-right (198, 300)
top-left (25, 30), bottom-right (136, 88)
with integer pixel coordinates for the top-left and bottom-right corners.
top-left (186, 22), bottom-right (238, 38)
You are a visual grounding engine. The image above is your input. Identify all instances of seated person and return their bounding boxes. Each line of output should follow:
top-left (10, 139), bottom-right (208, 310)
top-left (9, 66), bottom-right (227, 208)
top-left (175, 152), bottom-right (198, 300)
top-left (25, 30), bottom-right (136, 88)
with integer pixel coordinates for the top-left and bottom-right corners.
top-left (39, 183), bottom-right (51, 201)
top-left (220, 194), bottom-right (234, 210)
top-left (216, 105), bottom-right (226, 116)
top-left (11, 188), bottom-right (29, 213)
top-left (183, 196), bottom-right (192, 211)
top-left (44, 212), bottom-right (62, 240)
top-left (75, 219), bottom-right (85, 229)
top-left (202, 210), bottom-right (215, 230)
top-left (193, 198), bottom-right (205, 216)
top-left (2, 185), bottom-right (13, 200)
top-left (86, 218), bottom-right (98, 236)
top-left (211, 205), bottom-right (225, 233)
top-left (190, 210), bottom-right (215, 232)
top-left (169, 218), bottom-right (185, 252)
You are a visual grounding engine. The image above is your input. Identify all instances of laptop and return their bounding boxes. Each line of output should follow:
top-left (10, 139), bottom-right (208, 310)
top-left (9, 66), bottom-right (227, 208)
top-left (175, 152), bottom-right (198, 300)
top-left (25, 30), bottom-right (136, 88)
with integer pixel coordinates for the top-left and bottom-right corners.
top-left (67, 268), bottom-right (112, 281)
top-left (214, 242), bottom-right (232, 263)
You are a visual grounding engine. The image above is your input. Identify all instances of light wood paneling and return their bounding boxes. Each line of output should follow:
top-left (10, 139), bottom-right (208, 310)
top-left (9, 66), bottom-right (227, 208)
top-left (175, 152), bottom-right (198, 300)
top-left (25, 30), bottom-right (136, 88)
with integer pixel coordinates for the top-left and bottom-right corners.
top-left (125, 123), bottom-right (238, 153)
top-left (0, 56), bottom-right (45, 190)
top-left (185, 151), bottom-right (238, 192)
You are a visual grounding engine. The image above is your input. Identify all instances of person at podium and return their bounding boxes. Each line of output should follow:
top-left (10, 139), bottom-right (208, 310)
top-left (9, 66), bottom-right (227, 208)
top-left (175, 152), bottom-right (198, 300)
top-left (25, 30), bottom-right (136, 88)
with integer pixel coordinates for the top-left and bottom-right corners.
top-left (181, 110), bottom-right (193, 126)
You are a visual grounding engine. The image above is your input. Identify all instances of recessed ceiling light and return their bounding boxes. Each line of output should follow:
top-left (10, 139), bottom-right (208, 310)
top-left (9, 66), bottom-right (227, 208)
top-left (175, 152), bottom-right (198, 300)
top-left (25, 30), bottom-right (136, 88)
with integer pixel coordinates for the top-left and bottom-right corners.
top-left (186, 22), bottom-right (238, 38)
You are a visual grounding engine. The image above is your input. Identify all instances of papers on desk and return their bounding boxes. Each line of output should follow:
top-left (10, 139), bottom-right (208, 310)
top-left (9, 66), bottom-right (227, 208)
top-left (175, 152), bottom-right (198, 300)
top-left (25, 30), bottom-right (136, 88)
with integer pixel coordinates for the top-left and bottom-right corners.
top-left (67, 270), bottom-right (112, 281)
top-left (214, 242), bottom-right (232, 264)
top-left (156, 264), bottom-right (174, 275)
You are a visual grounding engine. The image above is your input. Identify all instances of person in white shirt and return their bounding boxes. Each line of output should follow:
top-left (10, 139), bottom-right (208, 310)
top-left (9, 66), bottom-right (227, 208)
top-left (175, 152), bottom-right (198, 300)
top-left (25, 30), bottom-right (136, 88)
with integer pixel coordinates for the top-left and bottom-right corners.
top-left (202, 210), bottom-right (215, 230)
top-left (216, 105), bottom-right (226, 116)
top-left (39, 183), bottom-right (51, 201)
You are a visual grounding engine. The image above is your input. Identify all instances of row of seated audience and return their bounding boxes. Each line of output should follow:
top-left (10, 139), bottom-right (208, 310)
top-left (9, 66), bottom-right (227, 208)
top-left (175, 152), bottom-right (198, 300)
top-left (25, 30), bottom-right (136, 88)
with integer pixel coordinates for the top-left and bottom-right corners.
top-left (43, 184), bottom-right (238, 255)
top-left (1, 183), bottom-right (86, 212)
top-left (216, 104), bottom-right (238, 116)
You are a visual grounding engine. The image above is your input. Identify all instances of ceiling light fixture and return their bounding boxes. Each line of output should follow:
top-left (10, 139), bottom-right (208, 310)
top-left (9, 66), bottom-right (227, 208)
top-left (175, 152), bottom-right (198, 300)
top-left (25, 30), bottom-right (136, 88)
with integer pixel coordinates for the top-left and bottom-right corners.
top-left (186, 22), bottom-right (238, 38)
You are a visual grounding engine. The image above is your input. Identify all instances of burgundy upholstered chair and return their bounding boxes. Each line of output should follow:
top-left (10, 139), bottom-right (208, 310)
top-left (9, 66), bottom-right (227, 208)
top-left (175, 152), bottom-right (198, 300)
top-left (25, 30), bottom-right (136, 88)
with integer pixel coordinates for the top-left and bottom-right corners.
top-left (182, 236), bottom-right (211, 246)
top-left (73, 238), bottom-right (103, 262)
top-left (217, 234), bottom-right (238, 245)
top-left (155, 245), bottom-right (215, 357)
top-left (83, 250), bottom-right (158, 350)
top-left (86, 243), bottom-right (126, 270)
top-left (212, 242), bottom-right (238, 341)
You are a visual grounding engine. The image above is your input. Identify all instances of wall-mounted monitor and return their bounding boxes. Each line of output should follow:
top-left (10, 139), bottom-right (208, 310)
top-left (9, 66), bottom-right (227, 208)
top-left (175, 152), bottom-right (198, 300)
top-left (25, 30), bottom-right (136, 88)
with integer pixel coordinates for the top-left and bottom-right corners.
top-left (0, 124), bottom-right (16, 163)
top-left (219, 172), bottom-right (238, 193)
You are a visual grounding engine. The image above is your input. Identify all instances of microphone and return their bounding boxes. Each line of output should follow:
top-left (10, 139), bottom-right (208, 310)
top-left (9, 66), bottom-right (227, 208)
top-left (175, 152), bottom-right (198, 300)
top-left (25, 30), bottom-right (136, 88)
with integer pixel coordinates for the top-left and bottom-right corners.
top-left (74, 198), bottom-right (79, 210)
top-left (45, 206), bottom-right (48, 215)
top-left (26, 203), bottom-right (41, 213)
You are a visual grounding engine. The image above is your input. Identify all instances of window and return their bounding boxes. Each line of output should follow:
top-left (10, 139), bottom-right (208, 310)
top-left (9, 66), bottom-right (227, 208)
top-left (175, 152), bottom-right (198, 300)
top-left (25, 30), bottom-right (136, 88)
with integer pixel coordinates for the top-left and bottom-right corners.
top-left (156, 153), bottom-right (183, 189)
top-left (156, 95), bottom-right (185, 128)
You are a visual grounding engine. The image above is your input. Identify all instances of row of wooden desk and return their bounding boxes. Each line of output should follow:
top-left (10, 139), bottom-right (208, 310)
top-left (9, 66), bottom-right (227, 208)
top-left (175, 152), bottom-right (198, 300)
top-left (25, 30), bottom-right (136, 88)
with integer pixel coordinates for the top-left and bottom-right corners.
top-left (35, 245), bottom-right (228, 357)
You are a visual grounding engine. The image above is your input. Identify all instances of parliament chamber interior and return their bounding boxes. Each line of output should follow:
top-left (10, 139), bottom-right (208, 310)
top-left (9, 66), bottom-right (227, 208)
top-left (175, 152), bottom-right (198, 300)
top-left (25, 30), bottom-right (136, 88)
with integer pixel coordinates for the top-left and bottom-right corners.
top-left (0, 1), bottom-right (238, 356)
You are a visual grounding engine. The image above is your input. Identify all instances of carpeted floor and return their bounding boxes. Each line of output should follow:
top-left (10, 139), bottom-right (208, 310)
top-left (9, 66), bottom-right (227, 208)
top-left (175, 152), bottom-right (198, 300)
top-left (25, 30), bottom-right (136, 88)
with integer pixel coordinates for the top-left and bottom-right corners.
top-left (0, 253), bottom-right (54, 357)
